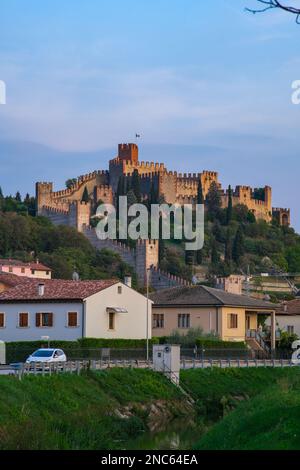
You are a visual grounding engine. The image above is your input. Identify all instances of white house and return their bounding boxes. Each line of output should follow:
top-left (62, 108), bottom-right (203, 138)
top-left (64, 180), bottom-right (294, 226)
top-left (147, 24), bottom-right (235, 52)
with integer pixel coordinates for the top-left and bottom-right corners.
top-left (0, 278), bottom-right (152, 342)
top-left (266, 299), bottom-right (300, 337)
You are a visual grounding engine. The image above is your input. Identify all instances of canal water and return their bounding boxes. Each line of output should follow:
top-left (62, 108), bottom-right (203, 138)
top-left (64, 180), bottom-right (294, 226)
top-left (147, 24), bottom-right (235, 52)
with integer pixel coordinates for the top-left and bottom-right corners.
top-left (125, 418), bottom-right (205, 450)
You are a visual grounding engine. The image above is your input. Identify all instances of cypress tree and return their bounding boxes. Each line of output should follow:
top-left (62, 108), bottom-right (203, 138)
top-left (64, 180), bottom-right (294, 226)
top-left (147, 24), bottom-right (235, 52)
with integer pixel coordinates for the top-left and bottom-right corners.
top-left (15, 191), bottom-right (21, 202)
top-left (196, 249), bottom-right (203, 265)
top-left (81, 186), bottom-right (89, 203)
top-left (226, 185), bottom-right (233, 224)
top-left (131, 169), bottom-right (141, 202)
top-left (232, 226), bottom-right (245, 263)
top-left (225, 229), bottom-right (232, 262)
top-left (211, 241), bottom-right (220, 265)
top-left (158, 216), bottom-right (165, 262)
top-left (185, 250), bottom-right (195, 266)
top-left (197, 179), bottom-right (204, 205)
top-left (206, 181), bottom-right (221, 220)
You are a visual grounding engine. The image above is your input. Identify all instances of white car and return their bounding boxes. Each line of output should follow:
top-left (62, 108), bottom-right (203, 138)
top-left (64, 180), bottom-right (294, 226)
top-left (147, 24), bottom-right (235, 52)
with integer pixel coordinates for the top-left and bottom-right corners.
top-left (26, 348), bottom-right (67, 364)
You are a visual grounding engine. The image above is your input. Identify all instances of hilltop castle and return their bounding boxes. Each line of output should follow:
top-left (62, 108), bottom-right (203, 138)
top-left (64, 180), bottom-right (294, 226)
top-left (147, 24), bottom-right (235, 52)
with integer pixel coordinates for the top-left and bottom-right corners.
top-left (36, 143), bottom-right (290, 287)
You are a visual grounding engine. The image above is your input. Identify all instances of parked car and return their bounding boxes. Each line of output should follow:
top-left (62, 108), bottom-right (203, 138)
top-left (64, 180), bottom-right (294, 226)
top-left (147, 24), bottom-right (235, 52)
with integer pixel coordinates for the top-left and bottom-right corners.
top-left (26, 348), bottom-right (67, 364)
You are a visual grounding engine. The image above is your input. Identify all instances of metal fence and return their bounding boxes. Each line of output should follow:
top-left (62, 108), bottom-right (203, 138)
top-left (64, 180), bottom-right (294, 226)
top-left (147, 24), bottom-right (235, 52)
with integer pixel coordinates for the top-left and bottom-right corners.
top-left (6, 346), bottom-right (293, 364)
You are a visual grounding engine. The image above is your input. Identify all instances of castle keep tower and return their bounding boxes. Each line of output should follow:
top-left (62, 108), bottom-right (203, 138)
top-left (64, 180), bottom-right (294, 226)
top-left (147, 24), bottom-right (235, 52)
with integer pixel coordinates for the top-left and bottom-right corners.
top-left (118, 143), bottom-right (139, 164)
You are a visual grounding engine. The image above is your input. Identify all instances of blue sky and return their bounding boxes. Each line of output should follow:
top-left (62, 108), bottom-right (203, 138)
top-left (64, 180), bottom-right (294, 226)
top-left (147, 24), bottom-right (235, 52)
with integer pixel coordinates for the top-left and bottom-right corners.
top-left (0, 0), bottom-right (300, 228)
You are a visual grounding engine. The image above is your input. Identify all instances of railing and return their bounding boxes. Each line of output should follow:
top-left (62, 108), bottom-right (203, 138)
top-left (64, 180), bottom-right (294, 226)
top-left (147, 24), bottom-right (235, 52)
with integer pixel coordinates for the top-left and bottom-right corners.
top-left (2, 356), bottom-right (295, 380)
top-left (246, 329), bottom-right (270, 354)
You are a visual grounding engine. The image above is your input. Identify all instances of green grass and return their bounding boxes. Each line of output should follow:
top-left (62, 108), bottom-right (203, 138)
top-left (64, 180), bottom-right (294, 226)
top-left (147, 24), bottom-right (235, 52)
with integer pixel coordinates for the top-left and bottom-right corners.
top-left (180, 368), bottom-right (300, 450)
top-left (0, 369), bottom-right (182, 450)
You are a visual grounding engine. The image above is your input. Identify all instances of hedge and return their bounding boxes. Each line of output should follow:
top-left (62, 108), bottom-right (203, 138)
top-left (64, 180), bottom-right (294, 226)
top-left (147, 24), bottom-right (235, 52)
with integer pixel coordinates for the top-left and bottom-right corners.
top-left (195, 338), bottom-right (247, 349)
top-left (6, 338), bottom-right (160, 363)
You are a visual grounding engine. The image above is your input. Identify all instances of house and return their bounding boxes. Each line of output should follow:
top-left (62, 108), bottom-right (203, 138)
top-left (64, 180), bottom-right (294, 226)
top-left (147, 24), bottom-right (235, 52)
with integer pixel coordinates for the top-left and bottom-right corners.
top-left (150, 285), bottom-right (277, 349)
top-left (0, 277), bottom-right (152, 342)
top-left (0, 259), bottom-right (52, 279)
top-left (265, 299), bottom-right (300, 337)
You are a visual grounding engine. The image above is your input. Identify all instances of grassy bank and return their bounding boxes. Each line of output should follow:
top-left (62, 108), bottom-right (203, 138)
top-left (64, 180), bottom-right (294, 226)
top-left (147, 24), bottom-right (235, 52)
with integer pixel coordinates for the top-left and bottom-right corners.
top-left (181, 368), bottom-right (300, 450)
top-left (0, 369), bottom-right (184, 450)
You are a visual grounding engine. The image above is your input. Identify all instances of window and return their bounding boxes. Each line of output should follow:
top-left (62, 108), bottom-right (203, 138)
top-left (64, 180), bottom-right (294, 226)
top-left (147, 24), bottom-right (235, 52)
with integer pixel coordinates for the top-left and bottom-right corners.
top-left (31, 269), bottom-right (35, 275)
top-left (36, 312), bottom-right (53, 327)
top-left (46, 271), bottom-right (49, 275)
top-left (178, 314), bottom-right (190, 329)
top-left (19, 313), bottom-right (29, 328)
top-left (68, 312), bottom-right (78, 327)
top-left (228, 313), bottom-right (238, 329)
top-left (21, 267), bottom-right (25, 274)
top-left (9, 266), bottom-right (13, 273)
top-left (118, 286), bottom-right (122, 294)
top-left (108, 312), bottom-right (115, 330)
top-left (287, 325), bottom-right (294, 335)
top-left (153, 314), bottom-right (164, 329)
top-left (0, 313), bottom-right (4, 328)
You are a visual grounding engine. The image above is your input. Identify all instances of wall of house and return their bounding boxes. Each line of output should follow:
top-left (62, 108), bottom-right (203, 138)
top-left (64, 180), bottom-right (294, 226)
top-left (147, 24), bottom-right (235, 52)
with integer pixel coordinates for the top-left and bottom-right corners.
top-left (151, 306), bottom-right (219, 337)
top-left (0, 266), bottom-right (51, 279)
top-left (84, 282), bottom-right (152, 339)
top-left (266, 314), bottom-right (300, 337)
top-left (0, 302), bottom-right (83, 342)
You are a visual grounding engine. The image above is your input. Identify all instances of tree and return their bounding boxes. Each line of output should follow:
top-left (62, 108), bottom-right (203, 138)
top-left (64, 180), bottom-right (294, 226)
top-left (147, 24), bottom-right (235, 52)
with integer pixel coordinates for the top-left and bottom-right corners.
top-left (149, 180), bottom-right (158, 206)
top-left (225, 229), bottom-right (232, 262)
top-left (81, 186), bottom-right (89, 203)
top-left (197, 179), bottom-right (204, 205)
top-left (211, 241), bottom-right (220, 265)
top-left (246, 1), bottom-right (300, 23)
top-left (226, 185), bottom-right (233, 224)
top-left (185, 249), bottom-right (195, 266)
top-left (15, 191), bottom-right (21, 202)
top-left (131, 169), bottom-right (141, 203)
top-left (196, 249), bottom-right (203, 265)
top-left (232, 226), bottom-right (245, 263)
top-left (65, 178), bottom-right (77, 189)
top-left (206, 181), bottom-right (222, 219)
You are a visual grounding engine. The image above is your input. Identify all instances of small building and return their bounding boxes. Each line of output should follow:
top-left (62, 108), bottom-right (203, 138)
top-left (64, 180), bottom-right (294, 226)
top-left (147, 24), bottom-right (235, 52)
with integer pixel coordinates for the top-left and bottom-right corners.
top-left (0, 278), bottom-right (152, 342)
top-left (150, 285), bottom-right (277, 348)
top-left (0, 259), bottom-right (52, 279)
top-left (215, 275), bottom-right (244, 295)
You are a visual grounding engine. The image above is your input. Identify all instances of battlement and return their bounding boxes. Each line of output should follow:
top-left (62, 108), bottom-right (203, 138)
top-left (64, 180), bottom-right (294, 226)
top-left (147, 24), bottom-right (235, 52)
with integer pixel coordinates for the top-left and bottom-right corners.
top-left (202, 170), bottom-right (218, 178)
top-left (273, 207), bottom-right (290, 213)
top-left (42, 205), bottom-right (69, 215)
top-left (150, 266), bottom-right (191, 286)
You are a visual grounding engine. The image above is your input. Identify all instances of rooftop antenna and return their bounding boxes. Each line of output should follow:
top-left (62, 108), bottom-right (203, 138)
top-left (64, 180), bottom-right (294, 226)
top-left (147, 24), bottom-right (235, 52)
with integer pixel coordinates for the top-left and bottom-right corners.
top-left (72, 268), bottom-right (80, 281)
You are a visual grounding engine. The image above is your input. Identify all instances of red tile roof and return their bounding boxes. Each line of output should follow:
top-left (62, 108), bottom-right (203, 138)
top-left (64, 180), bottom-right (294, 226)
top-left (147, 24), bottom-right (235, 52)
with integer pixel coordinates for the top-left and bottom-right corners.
top-left (0, 278), bottom-right (119, 302)
top-left (0, 272), bottom-right (30, 288)
top-left (276, 299), bottom-right (300, 315)
top-left (0, 259), bottom-right (51, 271)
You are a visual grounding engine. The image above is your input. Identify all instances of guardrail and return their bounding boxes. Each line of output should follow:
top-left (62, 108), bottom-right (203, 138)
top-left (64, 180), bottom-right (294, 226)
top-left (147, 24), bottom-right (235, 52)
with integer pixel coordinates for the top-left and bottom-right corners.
top-left (2, 357), bottom-right (295, 380)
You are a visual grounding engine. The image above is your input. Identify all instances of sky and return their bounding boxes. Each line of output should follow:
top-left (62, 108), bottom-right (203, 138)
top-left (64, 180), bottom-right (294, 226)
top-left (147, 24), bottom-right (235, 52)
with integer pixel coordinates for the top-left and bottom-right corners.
top-left (0, 0), bottom-right (300, 228)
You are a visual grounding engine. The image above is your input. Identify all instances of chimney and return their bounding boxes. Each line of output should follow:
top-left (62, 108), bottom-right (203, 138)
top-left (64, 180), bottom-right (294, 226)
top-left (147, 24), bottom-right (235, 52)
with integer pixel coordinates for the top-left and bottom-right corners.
top-left (124, 276), bottom-right (132, 288)
top-left (38, 283), bottom-right (45, 296)
top-left (283, 301), bottom-right (288, 313)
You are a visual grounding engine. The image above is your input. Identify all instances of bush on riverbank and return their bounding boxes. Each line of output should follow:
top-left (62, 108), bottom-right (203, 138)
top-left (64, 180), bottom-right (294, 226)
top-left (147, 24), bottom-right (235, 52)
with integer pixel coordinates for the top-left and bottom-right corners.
top-left (181, 368), bottom-right (300, 449)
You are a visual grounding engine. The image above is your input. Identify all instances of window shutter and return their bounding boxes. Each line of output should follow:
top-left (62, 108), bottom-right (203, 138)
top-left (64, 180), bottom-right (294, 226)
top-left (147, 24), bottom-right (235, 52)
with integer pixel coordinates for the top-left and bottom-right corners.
top-left (36, 313), bottom-right (40, 327)
top-left (48, 313), bottom-right (53, 327)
